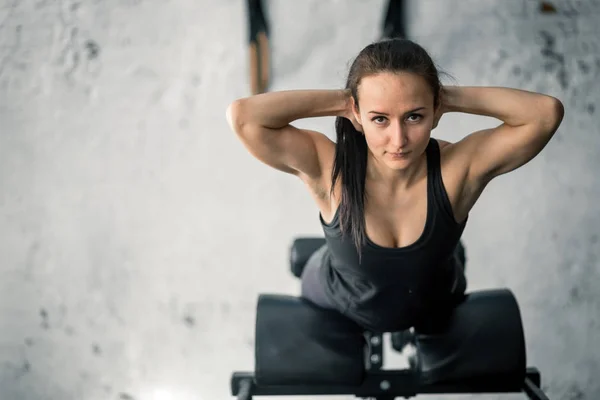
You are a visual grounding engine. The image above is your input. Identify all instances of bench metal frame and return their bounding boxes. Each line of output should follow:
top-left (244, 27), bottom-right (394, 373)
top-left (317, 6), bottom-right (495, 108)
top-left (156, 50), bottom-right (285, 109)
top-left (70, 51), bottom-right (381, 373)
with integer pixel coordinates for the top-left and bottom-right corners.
top-left (232, 367), bottom-right (548, 400)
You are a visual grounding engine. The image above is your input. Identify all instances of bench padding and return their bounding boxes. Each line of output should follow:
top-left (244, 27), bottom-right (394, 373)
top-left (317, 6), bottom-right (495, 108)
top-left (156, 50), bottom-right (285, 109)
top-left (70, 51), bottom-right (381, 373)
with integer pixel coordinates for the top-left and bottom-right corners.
top-left (416, 288), bottom-right (526, 386)
top-left (253, 289), bottom-right (527, 389)
top-left (289, 238), bottom-right (327, 278)
top-left (255, 294), bottom-right (365, 386)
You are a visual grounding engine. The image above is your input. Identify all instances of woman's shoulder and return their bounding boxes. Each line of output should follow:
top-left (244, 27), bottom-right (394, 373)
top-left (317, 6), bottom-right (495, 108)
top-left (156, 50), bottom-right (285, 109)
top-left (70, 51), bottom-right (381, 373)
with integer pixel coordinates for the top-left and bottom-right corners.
top-left (432, 137), bottom-right (483, 223)
top-left (433, 137), bottom-right (453, 151)
top-left (434, 137), bottom-right (466, 164)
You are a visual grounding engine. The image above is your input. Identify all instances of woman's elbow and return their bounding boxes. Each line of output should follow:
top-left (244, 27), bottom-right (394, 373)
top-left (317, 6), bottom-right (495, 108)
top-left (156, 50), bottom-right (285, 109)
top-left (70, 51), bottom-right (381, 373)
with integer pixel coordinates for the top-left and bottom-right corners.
top-left (226, 99), bottom-right (247, 134)
top-left (547, 96), bottom-right (565, 131)
top-left (537, 96), bottom-right (565, 135)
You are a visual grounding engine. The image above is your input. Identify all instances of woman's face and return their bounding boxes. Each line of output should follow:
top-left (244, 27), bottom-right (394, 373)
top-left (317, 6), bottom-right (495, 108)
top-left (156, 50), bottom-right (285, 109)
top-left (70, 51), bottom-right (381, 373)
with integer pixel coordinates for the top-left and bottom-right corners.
top-left (352, 71), bottom-right (437, 171)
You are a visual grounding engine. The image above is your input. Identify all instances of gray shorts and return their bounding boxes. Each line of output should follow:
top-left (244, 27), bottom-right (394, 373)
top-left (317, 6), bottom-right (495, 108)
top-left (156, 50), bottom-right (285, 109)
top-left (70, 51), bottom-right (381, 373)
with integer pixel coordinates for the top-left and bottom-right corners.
top-left (300, 244), bottom-right (336, 309)
top-left (300, 242), bottom-right (467, 310)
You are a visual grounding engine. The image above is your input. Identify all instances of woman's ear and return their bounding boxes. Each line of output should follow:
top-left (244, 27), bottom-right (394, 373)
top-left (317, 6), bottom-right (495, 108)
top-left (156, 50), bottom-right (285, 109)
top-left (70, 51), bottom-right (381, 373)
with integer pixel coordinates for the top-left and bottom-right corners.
top-left (351, 96), bottom-right (362, 125)
top-left (432, 88), bottom-right (446, 130)
top-left (345, 95), bottom-right (364, 133)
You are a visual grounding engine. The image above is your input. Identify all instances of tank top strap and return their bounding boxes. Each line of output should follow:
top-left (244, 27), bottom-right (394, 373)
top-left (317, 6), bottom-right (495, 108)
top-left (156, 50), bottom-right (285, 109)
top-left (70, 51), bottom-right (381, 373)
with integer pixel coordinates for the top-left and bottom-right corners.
top-left (426, 138), bottom-right (460, 225)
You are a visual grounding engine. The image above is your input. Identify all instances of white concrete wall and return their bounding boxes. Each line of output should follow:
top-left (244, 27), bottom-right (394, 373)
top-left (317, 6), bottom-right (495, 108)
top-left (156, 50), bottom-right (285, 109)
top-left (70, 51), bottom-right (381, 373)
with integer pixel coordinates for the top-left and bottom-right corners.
top-left (0, 0), bottom-right (598, 399)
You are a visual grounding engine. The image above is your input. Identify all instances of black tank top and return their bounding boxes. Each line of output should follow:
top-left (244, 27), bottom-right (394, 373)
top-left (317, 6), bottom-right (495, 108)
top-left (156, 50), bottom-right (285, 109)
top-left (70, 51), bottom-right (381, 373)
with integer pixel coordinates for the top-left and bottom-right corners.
top-left (318, 138), bottom-right (467, 333)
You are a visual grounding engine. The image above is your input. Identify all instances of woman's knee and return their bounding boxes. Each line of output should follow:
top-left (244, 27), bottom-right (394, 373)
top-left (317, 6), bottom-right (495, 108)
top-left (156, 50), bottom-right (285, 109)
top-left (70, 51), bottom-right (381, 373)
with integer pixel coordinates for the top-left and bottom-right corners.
top-left (454, 240), bottom-right (467, 271)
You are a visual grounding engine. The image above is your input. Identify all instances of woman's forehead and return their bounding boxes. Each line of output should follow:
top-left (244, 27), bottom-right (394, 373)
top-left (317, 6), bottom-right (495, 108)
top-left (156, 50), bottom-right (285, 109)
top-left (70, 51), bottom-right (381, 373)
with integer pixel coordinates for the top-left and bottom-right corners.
top-left (358, 72), bottom-right (433, 109)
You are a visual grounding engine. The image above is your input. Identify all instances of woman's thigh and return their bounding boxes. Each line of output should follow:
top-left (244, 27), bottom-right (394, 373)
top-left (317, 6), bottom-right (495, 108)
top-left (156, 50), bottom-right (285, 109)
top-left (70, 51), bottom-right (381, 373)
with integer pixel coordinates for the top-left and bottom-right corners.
top-left (300, 244), bottom-right (336, 310)
top-left (450, 241), bottom-right (467, 297)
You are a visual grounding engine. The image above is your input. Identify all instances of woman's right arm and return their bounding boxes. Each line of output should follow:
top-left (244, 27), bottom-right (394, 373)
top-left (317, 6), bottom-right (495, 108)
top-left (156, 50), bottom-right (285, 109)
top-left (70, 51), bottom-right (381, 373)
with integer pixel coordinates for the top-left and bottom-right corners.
top-left (226, 90), bottom-right (350, 178)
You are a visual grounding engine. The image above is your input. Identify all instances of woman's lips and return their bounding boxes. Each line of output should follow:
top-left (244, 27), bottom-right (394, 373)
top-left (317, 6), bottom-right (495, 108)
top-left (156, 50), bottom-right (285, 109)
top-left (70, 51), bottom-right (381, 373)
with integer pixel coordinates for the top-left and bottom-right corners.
top-left (389, 151), bottom-right (411, 159)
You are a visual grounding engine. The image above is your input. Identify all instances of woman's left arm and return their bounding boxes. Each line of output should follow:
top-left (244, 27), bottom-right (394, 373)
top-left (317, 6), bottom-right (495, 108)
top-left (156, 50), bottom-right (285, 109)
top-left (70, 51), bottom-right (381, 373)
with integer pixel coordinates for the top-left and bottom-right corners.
top-left (443, 86), bottom-right (565, 182)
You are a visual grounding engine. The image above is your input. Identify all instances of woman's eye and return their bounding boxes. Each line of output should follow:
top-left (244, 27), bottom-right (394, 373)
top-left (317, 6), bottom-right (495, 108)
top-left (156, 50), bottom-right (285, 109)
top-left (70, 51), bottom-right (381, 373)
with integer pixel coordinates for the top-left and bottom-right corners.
top-left (407, 114), bottom-right (423, 122)
top-left (372, 116), bottom-right (387, 124)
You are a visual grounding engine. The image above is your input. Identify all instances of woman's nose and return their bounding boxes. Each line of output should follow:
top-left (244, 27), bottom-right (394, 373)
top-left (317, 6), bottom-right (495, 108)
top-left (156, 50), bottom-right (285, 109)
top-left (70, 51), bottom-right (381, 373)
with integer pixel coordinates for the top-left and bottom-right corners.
top-left (390, 123), bottom-right (408, 149)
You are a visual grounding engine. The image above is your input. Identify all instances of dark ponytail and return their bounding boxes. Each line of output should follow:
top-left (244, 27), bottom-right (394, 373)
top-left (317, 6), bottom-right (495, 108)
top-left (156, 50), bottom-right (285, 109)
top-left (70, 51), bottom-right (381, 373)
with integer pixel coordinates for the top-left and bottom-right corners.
top-left (330, 111), bottom-right (369, 261)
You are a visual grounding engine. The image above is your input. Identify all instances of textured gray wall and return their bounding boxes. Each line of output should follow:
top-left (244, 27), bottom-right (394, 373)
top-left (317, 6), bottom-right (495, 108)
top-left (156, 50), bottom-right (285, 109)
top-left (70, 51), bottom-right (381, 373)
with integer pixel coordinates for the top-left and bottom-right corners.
top-left (0, 0), bottom-right (598, 399)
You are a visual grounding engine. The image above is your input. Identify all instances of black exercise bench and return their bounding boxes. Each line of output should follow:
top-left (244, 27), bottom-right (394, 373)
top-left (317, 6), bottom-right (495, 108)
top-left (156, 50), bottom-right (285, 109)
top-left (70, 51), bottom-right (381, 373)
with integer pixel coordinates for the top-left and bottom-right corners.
top-left (230, 237), bottom-right (550, 400)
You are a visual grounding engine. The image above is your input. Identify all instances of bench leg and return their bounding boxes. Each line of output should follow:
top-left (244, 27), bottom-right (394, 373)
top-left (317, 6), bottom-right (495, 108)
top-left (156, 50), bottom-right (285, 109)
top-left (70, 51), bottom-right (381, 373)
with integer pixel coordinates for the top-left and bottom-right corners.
top-left (524, 375), bottom-right (550, 400)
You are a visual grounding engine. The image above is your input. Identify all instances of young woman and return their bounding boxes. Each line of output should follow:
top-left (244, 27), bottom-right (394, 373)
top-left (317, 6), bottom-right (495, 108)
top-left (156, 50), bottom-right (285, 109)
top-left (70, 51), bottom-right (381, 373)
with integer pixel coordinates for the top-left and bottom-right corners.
top-left (226, 39), bottom-right (564, 333)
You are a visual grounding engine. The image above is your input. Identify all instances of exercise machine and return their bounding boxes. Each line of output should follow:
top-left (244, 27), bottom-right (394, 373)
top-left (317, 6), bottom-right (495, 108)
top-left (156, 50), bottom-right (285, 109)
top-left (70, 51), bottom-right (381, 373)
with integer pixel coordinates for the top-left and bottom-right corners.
top-left (230, 237), bottom-right (550, 400)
